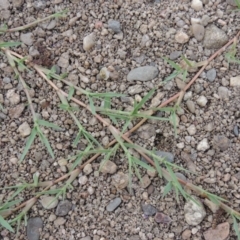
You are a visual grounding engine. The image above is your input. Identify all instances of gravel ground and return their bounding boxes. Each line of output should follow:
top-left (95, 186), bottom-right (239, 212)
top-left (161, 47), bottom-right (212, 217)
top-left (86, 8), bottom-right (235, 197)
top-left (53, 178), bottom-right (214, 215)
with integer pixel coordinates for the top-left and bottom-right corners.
top-left (1, 0), bottom-right (240, 239)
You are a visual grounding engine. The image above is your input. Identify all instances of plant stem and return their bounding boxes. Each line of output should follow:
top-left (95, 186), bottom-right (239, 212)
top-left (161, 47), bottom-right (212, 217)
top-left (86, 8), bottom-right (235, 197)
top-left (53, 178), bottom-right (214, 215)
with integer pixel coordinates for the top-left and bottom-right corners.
top-left (7, 12), bottom-right (65, 33)
top-left (4, 49), bottom-right (37, 121)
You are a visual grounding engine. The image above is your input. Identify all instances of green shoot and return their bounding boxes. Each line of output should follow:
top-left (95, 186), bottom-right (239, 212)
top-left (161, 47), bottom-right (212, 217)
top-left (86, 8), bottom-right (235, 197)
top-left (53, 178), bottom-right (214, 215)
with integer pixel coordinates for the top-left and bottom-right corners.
top-left (163, 57), bottom-right (188, 83)
top-left (0, 42), bottom-right (21, 48)
top-left (225, 41), bottom-right (240, 66)
top-left (234, 0), bottom-right (240, 9)
top-left (232, 215), bottom-right (240, 240)
top-left (20, 119), bottom-right (61, 162)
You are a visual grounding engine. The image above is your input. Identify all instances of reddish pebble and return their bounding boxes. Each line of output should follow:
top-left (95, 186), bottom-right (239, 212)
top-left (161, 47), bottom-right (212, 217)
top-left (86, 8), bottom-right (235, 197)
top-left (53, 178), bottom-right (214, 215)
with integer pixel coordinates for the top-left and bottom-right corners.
top-left (95, 21), bottom-right (103, 29)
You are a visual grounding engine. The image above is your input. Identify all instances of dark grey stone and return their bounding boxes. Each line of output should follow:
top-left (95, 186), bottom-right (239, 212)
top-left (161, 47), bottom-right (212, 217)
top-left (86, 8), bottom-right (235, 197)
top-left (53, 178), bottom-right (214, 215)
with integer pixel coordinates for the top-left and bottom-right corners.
top-left (56, 200), bottom-right (72, 216)
top-left (27, 217), bottom-right (43, 240)
top-left (233, 125), bottom-right (239, 137)
top-left (106, 197), bottom-right (122, 212)
top-left (141, 204), bottom-right (158, 216)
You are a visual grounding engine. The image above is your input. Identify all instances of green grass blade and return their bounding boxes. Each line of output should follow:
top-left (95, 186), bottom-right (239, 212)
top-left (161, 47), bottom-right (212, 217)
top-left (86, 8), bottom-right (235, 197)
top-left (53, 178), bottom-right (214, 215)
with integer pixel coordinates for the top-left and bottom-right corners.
top-left (0, 199), bottom-right (22, 210)
top-left (162, 181), bottom-right (172, 198)
top-left (182, 55), bottom-right (193, 67)
top-left (131, 88), bottom-right (155, 115)
top-left (37, 119), bottom-right (62, 130)
top-left (38, 131), bottom-right (54, 159)
top-left (33, 172), bottom-right (39, 186)
top-left (233, 216), bottom-right (240, 240)
top-left (0, 215), bottom-right (14, 232)
top-left (132, 157), bottom-right (155, 171)
top-left (73, 131), bottom-right (82, 147)
top-left (133, 160), bottom-right (142, 182)
top-left (163, 70), bottom-right (179, 83)
top-left (163, 57), bottom-right (181, 70)
top-left (20, 128), bottom-right (37, 162)
top-left (88, 96), bottom-right (96, 114)
top-left (68, 86), bottom-right (75, 101)
top-left (0, 42), bottom-right (21, 48)
top-left (35, 188), bottom-right (62, 195)
top-left (103, 96), bottom-right (118, 125)
top-left (153, 156), bottom-right (162, 178)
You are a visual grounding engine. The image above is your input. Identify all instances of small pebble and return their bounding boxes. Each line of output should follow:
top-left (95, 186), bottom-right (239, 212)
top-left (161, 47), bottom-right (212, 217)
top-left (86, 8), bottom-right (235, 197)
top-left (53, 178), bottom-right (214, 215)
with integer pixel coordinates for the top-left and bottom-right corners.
top-left (79, 175), bottom-right (88, 185)
top-left (83, 33), bottom-right (95, 51)
top-left (175, 31), bottom-right (189, 44)
top-left (196, 96), bottom-right (208, 107)
top-left (108, 19), bottom-right (121, 33)
top-left (27, 217), bottom-right (43, 240)
top-left (141, 204), bottom-right (158, 216)
top-left (191, 0), bottom-right (203, 11)
top-left (206, 68), bottom-right (216, 82)
top-left (192, 24), bottom-right (205, 41)
top-left (55, 200), bottom-right (72, 216)
top-left (106, 197), bottom-right (122, 212)
top-left (233, 125), bottom-right (239, 136)
top-left (186, 100), bottom-right (196, 113)
top-left (197, 138), bottom-right (210, 151)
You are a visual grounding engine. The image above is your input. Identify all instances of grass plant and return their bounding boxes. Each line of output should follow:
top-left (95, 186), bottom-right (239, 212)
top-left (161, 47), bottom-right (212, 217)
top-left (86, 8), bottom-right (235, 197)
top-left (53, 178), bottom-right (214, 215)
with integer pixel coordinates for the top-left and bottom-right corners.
top-left (0, 12), bottom-right (240, 239)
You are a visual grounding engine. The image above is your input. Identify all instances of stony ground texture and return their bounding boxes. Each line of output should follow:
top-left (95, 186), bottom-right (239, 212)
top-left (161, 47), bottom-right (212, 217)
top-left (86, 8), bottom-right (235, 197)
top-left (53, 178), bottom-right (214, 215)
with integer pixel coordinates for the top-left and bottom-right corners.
top-left (0, 0), bottom-right (240, 239)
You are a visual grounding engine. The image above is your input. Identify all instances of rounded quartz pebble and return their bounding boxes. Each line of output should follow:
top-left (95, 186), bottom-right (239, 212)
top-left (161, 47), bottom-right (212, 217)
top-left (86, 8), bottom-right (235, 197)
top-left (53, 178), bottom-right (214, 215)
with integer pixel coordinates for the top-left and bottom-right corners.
top-left (206, 68), bottom-right (216, 82)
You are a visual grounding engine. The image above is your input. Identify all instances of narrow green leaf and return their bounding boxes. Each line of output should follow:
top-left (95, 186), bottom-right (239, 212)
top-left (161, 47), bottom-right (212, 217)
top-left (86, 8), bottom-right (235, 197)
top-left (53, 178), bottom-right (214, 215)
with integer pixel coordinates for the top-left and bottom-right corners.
top-left (33, 172), bottom-right (39, 186)
top-left (163, 57), bottom-right (181, 70)
top-left (68, 86), bottom-right (75, 101)
top-left (88, 97), bottom-right (96, 115)
top-left (73, 131), bottom-right (82, 147)
top-left (0, 215), bottom-right (14, 232)
top-left (182, 55), bottom-right (193, 67)
top-left (163, 70), bottom-right (179, 82)
top-left (37, 119), bottom-right (62, 130)
top-left (133, 157), bottom-right (155, 171)
top-left (132, 88), bottom-right (155, 115)
top-left (233, 216), bottom-right (240, 240)
top-left (0, 199), bottom-right (22, 210)
top-left (133, 161), bottom-right (142, 182)
top-left (35, 188), bottom-right (62, 195)
top-left (153, 156), bottom-right (162, 178)
top-left (162, 181), bottom-right (172, 198)
top-left (175, 185), bottom-right (180, 203)
top-left (20, 128), bottom-right (37, 162)
top-left (38, 131), bottom-right (54, 159)
top-left (0, 42), bottom-right (21, 48)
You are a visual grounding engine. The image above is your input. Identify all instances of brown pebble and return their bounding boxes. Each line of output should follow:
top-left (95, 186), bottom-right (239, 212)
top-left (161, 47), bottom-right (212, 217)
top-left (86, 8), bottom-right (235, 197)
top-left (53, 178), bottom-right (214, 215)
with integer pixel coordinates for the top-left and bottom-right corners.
top-left (147, 185), bottom-right (154, 195)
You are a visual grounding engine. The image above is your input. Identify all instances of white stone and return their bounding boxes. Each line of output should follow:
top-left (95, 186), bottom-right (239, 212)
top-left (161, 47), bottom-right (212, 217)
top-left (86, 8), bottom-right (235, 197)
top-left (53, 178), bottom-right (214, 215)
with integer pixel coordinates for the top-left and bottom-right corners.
top-left (100, 160), bottom-right (117, 174)
top-left (83, 33), bottom-right (95, 51)
top-left (184, 91), bottom-right (192, 101)
top-left (187, 125), bottom-right (196, 135)
top-left (6, 89), bottom-right (20, 105)
top-left (191, 0), bottom-right (203, 11)
top-left (196, 96), bottom-right (208, 107)
top-left (230, 76), bottom-right (240, 86)
top-left (176, 142), bottom-right (185, 149)
top-left (112, 172), bottom-right (129, 190)
top-left (83, 163), bottom-right (93, 175)
top-left (18, 122), bottom-right (31, 137)
top-left (197, 138), bottom-right (210, 151)
top-left (184, 196), bottom-right (206, 226)
top-left (40, 196), bottom-right (58, 209)
top-left (175, 32), bottom-right (189, 44)
top-left (78, 175), bottom-right (88, 185)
